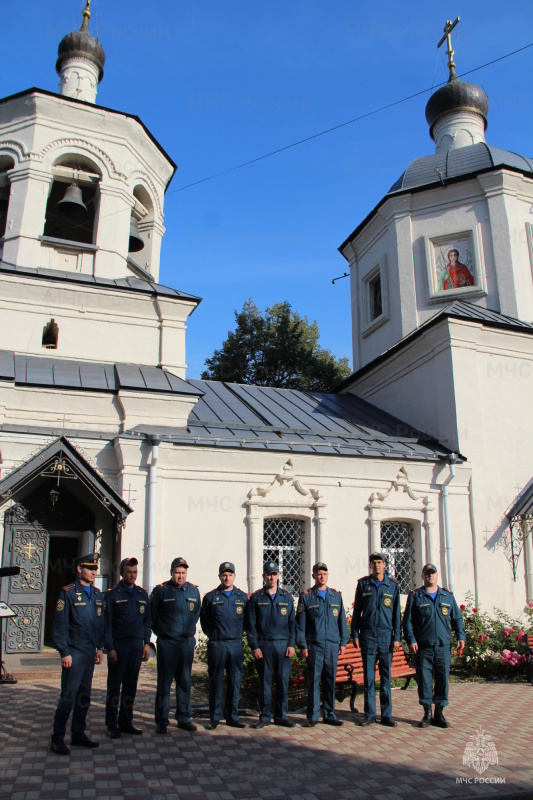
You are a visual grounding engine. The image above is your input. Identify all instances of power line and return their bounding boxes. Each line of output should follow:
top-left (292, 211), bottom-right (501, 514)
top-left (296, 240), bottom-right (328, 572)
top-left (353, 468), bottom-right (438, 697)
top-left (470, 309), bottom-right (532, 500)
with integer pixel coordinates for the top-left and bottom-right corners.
top-left (168, 42), bottom-right (533, 195)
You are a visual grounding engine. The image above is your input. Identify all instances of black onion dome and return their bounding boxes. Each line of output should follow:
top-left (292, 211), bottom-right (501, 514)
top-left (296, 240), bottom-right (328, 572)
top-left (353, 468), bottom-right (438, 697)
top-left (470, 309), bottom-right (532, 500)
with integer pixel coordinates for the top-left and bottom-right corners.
top-left (425, 77), bottom-right (489, 138)
top-left (56, 16), bottom-right (105, 82)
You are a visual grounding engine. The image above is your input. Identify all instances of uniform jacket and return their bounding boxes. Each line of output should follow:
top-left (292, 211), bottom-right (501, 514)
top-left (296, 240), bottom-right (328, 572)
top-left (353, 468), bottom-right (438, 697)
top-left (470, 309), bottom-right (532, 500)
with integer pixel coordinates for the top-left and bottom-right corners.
top-left (402, 586), bottom-right (466, 647)
top-left (150, 580), bottom-right (201, 641)
top-left (200, 585), bottom-right (248, 641)
top-left (104, 581), bottom-right (151, 651)
top-left (52, 578), bottom-right (105, 658)
top-left (295, 586), bottom-right (349, 649)
top-left (351, 574), bottom-right (401, 642)
top-left (245, 586), bottom-right (296, 650)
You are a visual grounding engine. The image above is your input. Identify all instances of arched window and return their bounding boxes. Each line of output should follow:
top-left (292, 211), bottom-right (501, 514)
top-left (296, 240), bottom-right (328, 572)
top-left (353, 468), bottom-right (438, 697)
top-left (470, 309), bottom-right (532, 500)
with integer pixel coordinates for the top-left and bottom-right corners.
top-left (43, 156), bottom-right (101, 246)
top-left (381, 520), bottom-right (415, 594)
top-left (0, 155), bottom-right (15, 241)
top-left (263, 517), bottom-right (304, 594)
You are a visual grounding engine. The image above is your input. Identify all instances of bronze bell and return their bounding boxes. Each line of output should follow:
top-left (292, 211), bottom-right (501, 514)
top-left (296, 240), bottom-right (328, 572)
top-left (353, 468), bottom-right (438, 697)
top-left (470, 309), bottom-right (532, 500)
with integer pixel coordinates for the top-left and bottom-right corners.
top-left (56, 181), bottom-right (87, 216)
top-left (129, 215), bottom-right (144, 252)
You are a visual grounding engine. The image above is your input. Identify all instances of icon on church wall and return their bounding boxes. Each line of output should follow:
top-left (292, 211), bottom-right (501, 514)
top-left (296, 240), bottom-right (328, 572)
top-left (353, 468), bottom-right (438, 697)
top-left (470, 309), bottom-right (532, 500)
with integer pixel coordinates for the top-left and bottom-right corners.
top-left (425, 228), bottom-right (486, 301)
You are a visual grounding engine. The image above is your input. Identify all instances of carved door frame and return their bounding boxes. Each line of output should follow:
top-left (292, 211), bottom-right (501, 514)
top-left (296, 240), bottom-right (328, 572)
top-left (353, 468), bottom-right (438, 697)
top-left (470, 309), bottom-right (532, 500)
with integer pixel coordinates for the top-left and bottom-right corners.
top-left (1, 504), bottom-right (50, 653)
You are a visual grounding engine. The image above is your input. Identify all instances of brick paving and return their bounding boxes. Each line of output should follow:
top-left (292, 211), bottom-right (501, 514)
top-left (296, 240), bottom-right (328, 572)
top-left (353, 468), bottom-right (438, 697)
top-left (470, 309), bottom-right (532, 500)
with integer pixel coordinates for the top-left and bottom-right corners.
top-left (0, 668), bottom-right (532, 799)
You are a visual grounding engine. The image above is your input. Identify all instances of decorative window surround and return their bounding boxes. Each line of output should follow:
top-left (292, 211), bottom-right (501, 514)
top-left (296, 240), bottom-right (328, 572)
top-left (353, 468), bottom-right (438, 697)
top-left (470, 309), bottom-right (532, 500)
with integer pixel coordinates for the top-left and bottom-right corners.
top-left (245, 459), bottom-right (326, 593)
top-left (361, 255), bottom-right (389, 337)
top-left (425, 224), bottom-right (487, 303)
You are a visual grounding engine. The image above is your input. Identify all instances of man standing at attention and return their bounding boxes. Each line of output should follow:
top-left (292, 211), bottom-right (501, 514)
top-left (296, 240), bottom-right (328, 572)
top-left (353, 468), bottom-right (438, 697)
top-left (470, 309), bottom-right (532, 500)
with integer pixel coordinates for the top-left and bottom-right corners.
top-left (150, 557), bottom-right (201, 734)
top-left (403, 564), bottom-right (466, 728)
top-left (104, 556), bottom-right (151, 738)
top-left (245, 560), bottom-right (296, 729)
top-left (296, 562), bottom-right (349, 727)
top-left (200, 562), bottom-right (248, 729)
top-left (352, 552), bottom-right (401, 727)
top-left (50, 552), bottom-right (104, 755)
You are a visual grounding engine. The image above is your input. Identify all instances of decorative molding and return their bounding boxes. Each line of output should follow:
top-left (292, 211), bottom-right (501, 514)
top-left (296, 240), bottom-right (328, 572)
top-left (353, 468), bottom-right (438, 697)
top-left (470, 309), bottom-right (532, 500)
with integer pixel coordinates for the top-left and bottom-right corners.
top-left (373, 466), bottom-right (420, 503)
top-left (38, 138), bottom-right (125, 180)
top-left (246, 459), bottom-right (323, 508)
top-left (129, 172), bottom-right (164, 221)
top-left (0, 139), bottom-right (30, 163)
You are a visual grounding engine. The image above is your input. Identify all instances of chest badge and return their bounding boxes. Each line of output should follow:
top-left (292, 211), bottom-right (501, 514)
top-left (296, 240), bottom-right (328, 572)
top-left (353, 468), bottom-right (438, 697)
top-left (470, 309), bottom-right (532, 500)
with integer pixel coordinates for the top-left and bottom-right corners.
top-left (97, 608), bottom-right (102, 616)
top-left (140, 605), bottom-right (145, 614)
top-left (56, 599), bottom-right (65, 612)
top-left (384, 597), bottom-right (392, 607)
top-left (189, 602), bottom-right (194, 612)
top-left (442, 607), bottom-right (449, 616)
top-left (280, 607), bottom-right (287, 616)
top-left (236, 606), bottom-right (243, 614)
top-left (332, 608), bottom-right (339, 617)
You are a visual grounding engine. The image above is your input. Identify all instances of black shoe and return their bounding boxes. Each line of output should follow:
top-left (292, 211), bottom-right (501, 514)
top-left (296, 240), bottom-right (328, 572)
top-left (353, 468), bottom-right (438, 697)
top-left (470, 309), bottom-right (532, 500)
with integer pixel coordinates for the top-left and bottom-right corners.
top-left (432, 706), bottom-right (451, 728)
top-left (359, 715), bottom-right (376, 727)
top-left (252, 720), bottom-right (270, 729)
top-left (156, 724), bottom-right (168, 735)
top-left (419, 705), bottom-right (433, 728)
top-left (274, 719), bottom-right (296, 728)
top-left (178, 722), bottom-right (197, 732)
top-left (50, 740), bottom-right (70, 756)
top-left (70, 733), bottom-right (99, 748)
top-left (106, 728), bottom-right (121, 739)
top-left (226, 720), bottom-right (246, 728)
top-left (302, 720), bottom-right (317, 727)
top-left (119, 725), bottom-right (142, 735)
top-left (323, 718), bottom-right (343, 727)
top-left (381, 717), bottom-right (397, 727)
top-left (207, 720), bottom-right (219, 730)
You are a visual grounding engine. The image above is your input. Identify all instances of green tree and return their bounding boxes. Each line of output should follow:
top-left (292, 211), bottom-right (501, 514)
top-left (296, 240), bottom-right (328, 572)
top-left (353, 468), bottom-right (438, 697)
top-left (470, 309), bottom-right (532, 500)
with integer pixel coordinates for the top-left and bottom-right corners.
top-left (202, 299), bottom-right (351, 391)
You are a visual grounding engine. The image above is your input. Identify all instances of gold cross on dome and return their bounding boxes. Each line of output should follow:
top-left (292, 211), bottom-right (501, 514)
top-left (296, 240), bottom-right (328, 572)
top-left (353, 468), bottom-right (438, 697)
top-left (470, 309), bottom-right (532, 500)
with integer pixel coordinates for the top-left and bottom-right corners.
top-left (438, 17), bottom-right (460, 80)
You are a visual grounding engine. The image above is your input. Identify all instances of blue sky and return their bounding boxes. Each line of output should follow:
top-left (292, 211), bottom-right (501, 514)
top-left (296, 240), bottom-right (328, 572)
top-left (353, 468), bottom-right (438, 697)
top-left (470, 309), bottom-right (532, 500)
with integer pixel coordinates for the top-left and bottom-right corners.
top-left (3, 1), bottom-right (532, 378)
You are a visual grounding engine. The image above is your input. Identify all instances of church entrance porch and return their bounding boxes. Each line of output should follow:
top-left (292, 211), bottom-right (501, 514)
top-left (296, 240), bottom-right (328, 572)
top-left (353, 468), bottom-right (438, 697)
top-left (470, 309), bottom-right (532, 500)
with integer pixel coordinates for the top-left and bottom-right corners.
top-left (0, 436), bottom-right (131, 654)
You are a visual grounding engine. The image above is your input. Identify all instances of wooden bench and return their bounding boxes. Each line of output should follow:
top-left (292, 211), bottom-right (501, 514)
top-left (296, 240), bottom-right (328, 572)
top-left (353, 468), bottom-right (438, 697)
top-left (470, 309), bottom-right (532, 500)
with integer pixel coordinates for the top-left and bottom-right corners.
top-left (335, 641), bottom-right (417, 712)
top-left (526, 634), bottom-right (533, 685)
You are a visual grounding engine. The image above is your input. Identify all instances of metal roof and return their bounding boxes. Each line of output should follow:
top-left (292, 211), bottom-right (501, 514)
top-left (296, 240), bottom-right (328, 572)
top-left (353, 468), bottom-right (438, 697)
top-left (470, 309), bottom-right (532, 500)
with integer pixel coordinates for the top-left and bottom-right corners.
top-left (0, 261), bottom-right (201, 304)
top-left (335, 300), bottom-right (533, 393)
top-left (131, 380), bottom-right (453, 461)
top-left (0, 351), bottom-right (203, 397)
top-left (507, 482), bottom-right (533, 518)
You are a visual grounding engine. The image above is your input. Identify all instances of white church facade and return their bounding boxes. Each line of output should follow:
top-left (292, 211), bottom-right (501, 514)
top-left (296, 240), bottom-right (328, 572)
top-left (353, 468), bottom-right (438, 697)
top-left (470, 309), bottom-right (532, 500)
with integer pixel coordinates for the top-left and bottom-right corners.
top-left (0, 8), bottom-right (532, 655)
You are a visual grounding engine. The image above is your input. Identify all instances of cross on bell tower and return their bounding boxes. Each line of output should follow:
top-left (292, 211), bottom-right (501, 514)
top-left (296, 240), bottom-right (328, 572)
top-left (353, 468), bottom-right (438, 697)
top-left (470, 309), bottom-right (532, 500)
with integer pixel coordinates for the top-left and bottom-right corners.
top-left (437, 17), bottom-right (460, 80)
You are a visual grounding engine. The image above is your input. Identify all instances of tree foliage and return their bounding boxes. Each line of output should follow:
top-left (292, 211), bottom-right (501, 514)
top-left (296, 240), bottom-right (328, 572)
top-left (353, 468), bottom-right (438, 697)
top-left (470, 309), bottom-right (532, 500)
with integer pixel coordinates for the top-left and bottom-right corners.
top-left (201, 299), bottom-right (351, 391)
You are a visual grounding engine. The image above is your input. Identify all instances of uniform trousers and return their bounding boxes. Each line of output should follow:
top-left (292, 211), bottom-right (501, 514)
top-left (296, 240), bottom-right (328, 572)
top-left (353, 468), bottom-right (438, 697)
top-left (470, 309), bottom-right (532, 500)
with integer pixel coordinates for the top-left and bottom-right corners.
top-left (255, 640), bottom-right (291, 722)
top-left (359, 632), bottom-right (392, 718)
top-left (207, 639), bottom-right (243, 723)
top-left (306, 642), bottom-right (339, 722)
top-left (155, 636), bottom-right (196, 725)
top-left (415, 644), bottom-right (451, 707)
top-left (105, 639), bottom-right (143, 730)
top-left (52, 647), bottom-right (95, 743)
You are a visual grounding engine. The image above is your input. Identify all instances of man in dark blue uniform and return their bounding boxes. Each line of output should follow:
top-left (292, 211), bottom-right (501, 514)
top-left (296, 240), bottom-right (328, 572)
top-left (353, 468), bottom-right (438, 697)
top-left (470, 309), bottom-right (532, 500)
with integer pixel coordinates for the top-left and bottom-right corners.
top-left (150, 556), bottom-right (201, 734)
top-left (104, 556), bottom-right (151, 738)
top-left (200, 562), bottom-right (248, 729)
top-left (403, 563), bottom-right (466, 728)
top-left (296, 562), bottom-right (349, 727)
top-left (50, 552), bottom-right (104, 755)
top-left (351, 552), bottom-right (401, 727)
top-left (245, 560), bottom-right (296, 729)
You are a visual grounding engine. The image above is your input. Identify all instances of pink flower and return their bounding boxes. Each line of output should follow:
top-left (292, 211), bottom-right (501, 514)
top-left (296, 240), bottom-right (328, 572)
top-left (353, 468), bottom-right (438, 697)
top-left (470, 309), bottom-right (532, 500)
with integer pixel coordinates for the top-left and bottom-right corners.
top-left (517, 631), bottom-right (526, 643)
top-left (529, 602), bottom-right (533, 608)
top-left (460, 604), bottom-right (466, 610)
top-left (473, 607), bottom-right (478, 613)
top-left (502, 649), bottom-right (512, 658)
top-left (476, 634), bottom-right (486, 643)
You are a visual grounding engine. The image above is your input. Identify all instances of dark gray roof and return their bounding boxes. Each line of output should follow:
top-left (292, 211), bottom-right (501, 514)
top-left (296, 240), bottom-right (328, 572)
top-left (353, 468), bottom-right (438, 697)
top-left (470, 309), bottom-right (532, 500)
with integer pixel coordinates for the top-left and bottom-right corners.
top-left (131, 379), bottom-right (453, 461)
top-left (388, 142), bottom-right (533, 194)
top-left (340, 142), bottom-right (533, 251)
top-left (0, 261), bottom-right (201, 304)
top-left (335, 300), bottom-right (533, 393)
top-left (0, 350), bottom-right (203, 397)
top-left (508, 482), bottom-right (533, 518)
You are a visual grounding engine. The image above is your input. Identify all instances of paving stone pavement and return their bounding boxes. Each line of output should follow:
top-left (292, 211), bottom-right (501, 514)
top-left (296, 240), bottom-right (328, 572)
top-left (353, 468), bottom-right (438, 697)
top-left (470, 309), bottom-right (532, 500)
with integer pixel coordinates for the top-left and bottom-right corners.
top-left (0, 669), bottom-right (532, 800)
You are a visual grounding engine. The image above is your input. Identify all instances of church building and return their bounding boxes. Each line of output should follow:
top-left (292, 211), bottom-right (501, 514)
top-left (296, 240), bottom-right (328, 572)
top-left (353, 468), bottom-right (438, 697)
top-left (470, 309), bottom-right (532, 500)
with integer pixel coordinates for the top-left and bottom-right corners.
top-left (0, 8), bottom-right (531, 656)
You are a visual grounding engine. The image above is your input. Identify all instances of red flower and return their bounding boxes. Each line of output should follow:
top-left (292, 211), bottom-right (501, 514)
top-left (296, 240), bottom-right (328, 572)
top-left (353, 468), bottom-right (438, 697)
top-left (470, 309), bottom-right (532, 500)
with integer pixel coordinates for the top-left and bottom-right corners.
top-left (472, 607), bottom-right (478, 613)
top-left (453, 650), bottom-right (457, 655)
top-left (460, 604), bottom-right (466, 610)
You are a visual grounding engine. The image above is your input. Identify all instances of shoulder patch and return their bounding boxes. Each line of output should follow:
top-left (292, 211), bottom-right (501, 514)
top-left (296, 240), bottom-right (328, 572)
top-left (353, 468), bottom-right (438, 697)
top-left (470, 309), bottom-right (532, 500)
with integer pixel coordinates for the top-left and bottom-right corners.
top-left (388, 575), bottom-right (400, 585)
top-left (329, 587), bottom-right (340, 593)
top-left (358, 574), bottom-right (369, 582)
top-left (252, 587), bottom-right (263, 595)
top-left (188, 582), bottom-right (199, 588)
top-left (440, 587), bottom-right (451, 594)
top-left (62, 583), bottom-right (75, 591)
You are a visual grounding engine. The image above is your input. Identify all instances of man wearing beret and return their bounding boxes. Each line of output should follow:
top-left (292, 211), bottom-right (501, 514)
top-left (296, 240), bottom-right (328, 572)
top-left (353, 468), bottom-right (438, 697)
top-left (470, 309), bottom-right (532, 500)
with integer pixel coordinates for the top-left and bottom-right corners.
top-left (104, 557), bottom-right (151, 738)
top-left (200, 562), bottom-right (248, 729)
top-left (296, 562), bottom-right (349, 727)
top-left (403, 564), bottom-right (466, 728)
top-left (351, 552), bottom-right (401, 727)
top-left (150, 557), bottom-right (201, 734)
top-left (50, 552), bottom-right (104, 755)
top-left (245, 560), bottom-right (296, 728)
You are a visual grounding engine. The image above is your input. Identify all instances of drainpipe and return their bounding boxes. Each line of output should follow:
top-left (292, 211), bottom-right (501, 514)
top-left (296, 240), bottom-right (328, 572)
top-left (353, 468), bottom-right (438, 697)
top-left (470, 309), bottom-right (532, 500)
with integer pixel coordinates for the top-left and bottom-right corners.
top-left (442, 453), bottom-right (456, 592)
top-left (144, 434), bottom-right (162, 593)
top-left (468, 476), bottom-right (480, 608)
